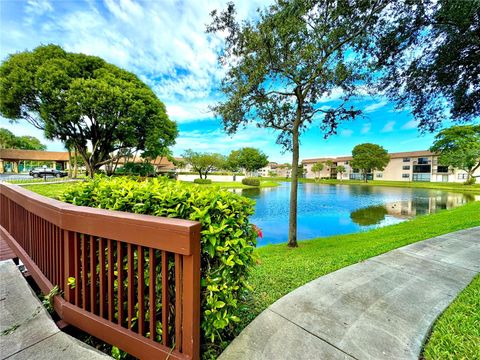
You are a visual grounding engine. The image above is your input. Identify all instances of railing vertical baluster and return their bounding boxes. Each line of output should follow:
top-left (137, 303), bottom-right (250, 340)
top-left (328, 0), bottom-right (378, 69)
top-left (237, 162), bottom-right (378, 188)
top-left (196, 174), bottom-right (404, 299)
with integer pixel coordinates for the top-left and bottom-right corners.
top-left (74, 233), bottom-right (81, 306)
top-left (117, 241), bottom-right (124, 326)
top-left (162, 250), bottom-right (169, 346)
top-left (64, 230), bottom-right (75, 302)
top-left (127, 244), bottom-right (134, 329)
top-left (99, 238), bottom-right (106, 318)
top-left (107, 239), bottom-right (114, 321)
top-left (149, 248), bottom-right (156, 340)
top-left (81, 234), bottom-right (89, 310)
top-left (175, 254), bottom-right (183, 351)
top-left (137, 246), bottom-right (145, 336)
top-left (90, 235), bottom-right (97, 315)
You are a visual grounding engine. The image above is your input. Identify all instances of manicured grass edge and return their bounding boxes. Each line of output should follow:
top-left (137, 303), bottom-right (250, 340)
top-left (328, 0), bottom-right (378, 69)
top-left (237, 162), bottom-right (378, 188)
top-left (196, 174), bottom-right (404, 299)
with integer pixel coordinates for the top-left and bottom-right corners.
top-left (421, 274), bottom-right (480, 360)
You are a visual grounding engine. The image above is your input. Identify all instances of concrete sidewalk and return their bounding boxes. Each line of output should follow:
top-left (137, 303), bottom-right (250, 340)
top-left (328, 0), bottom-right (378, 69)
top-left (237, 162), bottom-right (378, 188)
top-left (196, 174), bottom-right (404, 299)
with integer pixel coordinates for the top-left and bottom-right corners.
top-left (0, 260), bottom-right (111, 360)
top-left (220, 227), bottom-right (480, 360)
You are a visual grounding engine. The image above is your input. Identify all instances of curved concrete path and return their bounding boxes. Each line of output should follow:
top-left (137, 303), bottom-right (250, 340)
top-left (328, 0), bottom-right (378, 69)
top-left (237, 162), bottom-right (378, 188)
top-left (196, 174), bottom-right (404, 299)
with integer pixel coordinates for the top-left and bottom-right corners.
top-left (220, 227), bottom-right (480, 360)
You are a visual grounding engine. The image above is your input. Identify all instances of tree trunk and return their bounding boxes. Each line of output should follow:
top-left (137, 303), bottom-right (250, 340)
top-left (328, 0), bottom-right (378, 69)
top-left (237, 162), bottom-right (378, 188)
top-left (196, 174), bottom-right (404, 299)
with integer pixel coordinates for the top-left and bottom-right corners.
top-left (288, 127), bottom-right (300, 248)
top-left (67, 147), bottom-right (72, 178)
top-left (73, 148), bottom-right (78, 178)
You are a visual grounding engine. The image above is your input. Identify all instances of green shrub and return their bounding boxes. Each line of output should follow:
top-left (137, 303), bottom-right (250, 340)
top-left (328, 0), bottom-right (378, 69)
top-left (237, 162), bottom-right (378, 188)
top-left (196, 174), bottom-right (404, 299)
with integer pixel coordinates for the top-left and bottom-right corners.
top-left (61, 176), bottom-right (257, 358)
top-left (464, 177), bottom-right (476, 185)
top-left (241, 177), bottom-right (260, 186)
top-left (194, 178), bottom-right (212, 184)
top-left (116, 162), bottom-right (155, 176)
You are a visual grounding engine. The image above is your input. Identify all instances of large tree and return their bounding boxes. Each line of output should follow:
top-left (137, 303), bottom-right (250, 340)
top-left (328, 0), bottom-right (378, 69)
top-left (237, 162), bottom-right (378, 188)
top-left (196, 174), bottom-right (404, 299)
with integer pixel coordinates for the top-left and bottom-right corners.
top-left (311, 162), bottom-right (324, 180)
top-left (373, 0), bottom-right (480, 131)
top-left (0, 45), bottom-right (177, 177)
top-left (182, 149), bottom-right (226, 179)
top-left (227, 147), bottom-right (269, 176)
top-left (0, 128), bottom-right (46, 150)
top-left (208, 0), bottom-right (388, 247)
top-left (430, 125), bottom-right (480, 182)
top-left (350, 143), bottom-right (389, 182)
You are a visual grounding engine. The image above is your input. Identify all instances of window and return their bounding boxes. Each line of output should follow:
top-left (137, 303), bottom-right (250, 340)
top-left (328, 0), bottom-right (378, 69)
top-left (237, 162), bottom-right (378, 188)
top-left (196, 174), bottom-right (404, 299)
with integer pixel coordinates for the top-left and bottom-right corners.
top-left (402, 173), bottom-right (410, 178)
top-left (402, 165), bottom-right (410, 170)
top-left (417, 157), bottom-right (429, 165)
top-left (437, 165), bottom-right (449, 173)
top-left (413, 173), bottom-right (431, 182)
top-left (458, 173), bottom-right (467, 180)
top-left (376, 173), bottom-right (383, 178)
top-left (403, 157), bottom-right (410, 162)
top-left (344, 161), bottom-right (349, 165)
top-left (413, 164), bottom-right (431, 173)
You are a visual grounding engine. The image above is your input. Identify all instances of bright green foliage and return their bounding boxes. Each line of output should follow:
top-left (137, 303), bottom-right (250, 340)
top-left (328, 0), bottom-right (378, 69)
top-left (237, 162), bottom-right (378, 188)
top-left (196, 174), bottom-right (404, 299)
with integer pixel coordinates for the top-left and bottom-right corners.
top-left (116, 162), bottom-right (155, 177)
top-left (60, 176), bottom-right (257, 356)
top-left (336, 165), bottom-right (346, 179)
top-left (182, 150), bottom-right (226, 179)
top-left (350, 143), bottom-right (390, 182)
top-left (227, 148), bottom-right (268, 175)
top-left (241, 178), bottom-right (260, 187)
top-left (0, 128), bottom-right (46, 150)
top-left (350, 205), bottom-right (387, 226)
top-left (0, 45), bottom-right (177, 177)
top-left (194, 178), bottom-right (213, 184)
top-left (311, 162), bottom-right (324, 179)
top-left (423, 275), bottom-right (480, 360)
top-left (430, 125), bottom-right (480, 181)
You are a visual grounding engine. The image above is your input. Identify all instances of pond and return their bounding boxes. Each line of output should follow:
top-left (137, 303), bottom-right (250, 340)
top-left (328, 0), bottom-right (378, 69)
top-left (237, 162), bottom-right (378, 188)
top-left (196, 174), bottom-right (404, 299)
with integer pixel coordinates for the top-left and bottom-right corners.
top-left (231, 182), bottom-right (477, 246)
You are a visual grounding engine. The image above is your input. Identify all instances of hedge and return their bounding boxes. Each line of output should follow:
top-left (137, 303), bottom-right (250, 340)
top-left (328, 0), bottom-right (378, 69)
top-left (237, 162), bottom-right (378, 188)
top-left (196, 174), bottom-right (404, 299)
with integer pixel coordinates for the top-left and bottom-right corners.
top-left (61, 176), bottom-right (258, 358)
top-left (241, 177), bottom-right (260, 186)
top-left (194, 178), bottom-right (212, 184)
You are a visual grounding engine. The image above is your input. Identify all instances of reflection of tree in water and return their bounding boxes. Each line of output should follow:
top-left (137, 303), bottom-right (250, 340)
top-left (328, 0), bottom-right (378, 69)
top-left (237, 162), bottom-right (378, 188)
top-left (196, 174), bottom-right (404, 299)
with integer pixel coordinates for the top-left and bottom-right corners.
top-left (350, 205), bottom-right (388, 226)
top-left (241, 187), bottom-right (261, 197)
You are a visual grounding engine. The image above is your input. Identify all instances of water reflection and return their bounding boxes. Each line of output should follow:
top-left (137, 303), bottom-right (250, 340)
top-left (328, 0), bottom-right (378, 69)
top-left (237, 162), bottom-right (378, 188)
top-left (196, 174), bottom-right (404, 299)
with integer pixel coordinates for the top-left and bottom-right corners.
top-left (234, 182), bottom-right (477, 246)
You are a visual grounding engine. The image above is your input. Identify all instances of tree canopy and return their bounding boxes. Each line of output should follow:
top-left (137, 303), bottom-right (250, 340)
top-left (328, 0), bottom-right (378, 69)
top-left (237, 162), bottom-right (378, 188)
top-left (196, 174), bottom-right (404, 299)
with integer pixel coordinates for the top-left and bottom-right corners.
top-left (430, 125), bottom-right (480, 182)
top-left (0, 45), bottom-right (177, 177)
top-left (350, 143), bottom-right (389, 182)
top-left (373, 0), bottom-right (480, 131)
top-left (182, 149), bottom-right (226, 179)
top-left (311, 162), bottom-right (324, 179)
top-left (208, 0), bottom-right (388, 247)
top-left (227, 147), bottom-right (269, 175)
top-left (0, 128), bottom-right (46, 150)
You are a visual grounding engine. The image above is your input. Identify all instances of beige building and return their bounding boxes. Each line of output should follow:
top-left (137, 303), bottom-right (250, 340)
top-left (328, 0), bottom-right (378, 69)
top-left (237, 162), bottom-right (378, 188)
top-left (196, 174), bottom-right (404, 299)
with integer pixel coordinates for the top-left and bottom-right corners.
top-left (258, 162), bottom-right (292, 178)
top-left (302, 150), bottom-right (480, 183)
top-left (0, 149), bottom-right (69, 174)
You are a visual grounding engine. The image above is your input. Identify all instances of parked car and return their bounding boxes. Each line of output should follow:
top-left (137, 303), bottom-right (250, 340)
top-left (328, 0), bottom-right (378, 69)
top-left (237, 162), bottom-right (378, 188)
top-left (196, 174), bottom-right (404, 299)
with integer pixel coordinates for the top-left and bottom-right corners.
top-left (29, 168), bottom-right (68, 178)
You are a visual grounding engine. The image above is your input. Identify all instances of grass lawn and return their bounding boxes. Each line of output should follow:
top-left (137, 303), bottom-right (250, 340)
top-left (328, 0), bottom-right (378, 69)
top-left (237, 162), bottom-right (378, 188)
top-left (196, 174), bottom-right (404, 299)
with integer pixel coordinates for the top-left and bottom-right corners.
top-left (238, 201), bottom-right (480, 332)
top-left (22, 182), bottom-right (80, 199)
top-left (422, 274), bottom-right (480, 360)
top-left (261, 177), bottom-right (480, 193)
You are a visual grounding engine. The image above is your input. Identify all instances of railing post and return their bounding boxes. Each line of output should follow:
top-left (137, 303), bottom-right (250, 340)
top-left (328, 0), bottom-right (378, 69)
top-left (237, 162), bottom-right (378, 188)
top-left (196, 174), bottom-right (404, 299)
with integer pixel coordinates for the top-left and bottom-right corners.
top-left (64, 230), bottom-right (75, 303)
top-left (181, 225), bottom-right (201, 360)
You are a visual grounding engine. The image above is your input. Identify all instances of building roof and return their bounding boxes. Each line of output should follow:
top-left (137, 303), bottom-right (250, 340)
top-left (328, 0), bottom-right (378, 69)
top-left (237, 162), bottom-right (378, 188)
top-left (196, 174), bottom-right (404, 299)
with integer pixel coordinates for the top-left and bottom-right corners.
top-left (0, 149), bottom-right (69, 161)
top-left (302, 150), bottom-right (435, 164)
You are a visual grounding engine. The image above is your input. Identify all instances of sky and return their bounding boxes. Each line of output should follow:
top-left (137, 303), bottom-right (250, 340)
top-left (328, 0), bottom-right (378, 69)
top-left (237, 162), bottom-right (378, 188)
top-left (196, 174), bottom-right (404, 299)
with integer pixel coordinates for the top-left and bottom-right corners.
top-left (0, 0), bottom-right (441, 163)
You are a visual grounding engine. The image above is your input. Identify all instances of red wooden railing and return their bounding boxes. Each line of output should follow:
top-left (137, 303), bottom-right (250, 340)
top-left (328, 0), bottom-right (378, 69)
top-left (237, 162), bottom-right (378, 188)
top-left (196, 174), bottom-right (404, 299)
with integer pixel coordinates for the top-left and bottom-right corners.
top-left (0, 183), bottom-right (201, 360)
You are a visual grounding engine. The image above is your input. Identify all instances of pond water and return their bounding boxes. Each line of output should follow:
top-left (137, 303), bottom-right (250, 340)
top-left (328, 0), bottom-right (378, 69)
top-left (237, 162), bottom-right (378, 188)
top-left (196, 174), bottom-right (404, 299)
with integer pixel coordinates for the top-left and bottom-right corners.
top-left (231, 182), bottom-right (477, 246)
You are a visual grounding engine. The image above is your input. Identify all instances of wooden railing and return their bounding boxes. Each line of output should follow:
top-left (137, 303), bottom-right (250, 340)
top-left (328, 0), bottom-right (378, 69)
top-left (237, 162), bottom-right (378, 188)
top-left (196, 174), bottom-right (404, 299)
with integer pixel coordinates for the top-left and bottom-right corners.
top-left (0, 183), bottom-right (201, 360)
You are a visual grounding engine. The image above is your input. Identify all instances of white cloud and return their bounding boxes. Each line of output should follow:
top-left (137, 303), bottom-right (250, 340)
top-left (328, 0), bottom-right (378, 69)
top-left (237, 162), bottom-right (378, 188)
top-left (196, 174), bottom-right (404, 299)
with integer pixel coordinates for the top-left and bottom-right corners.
top-left (340, 129), bottom-right (354, 137)
top-left (363, 100), bottom-right (388, 113)
top-left (381, 121), bottom-right (396, 133)
top-left (361, 122), bottom-right (371, 134)
top-left (401, 119), bottom-right (419, 130)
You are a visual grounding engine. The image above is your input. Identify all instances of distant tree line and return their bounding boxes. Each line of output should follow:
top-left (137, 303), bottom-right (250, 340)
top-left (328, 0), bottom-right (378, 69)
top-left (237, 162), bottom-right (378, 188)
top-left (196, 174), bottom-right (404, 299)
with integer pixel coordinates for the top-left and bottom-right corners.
top-left (0, 128), bottom-right (46, 150)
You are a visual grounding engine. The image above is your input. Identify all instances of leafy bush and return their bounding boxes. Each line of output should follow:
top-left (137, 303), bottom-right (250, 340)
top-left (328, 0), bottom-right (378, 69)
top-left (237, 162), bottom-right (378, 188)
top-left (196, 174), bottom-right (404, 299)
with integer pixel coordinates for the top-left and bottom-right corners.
top-left (464, 177), bottom-right (476, 185)
top-left (194, 178), bottom-right (212, 184)
top-left (61, 176), bottom-right (257, 358)
top-left (116, 162), bottom-right (155, 176)
top-left (241, 177), bottom-right (260, 186)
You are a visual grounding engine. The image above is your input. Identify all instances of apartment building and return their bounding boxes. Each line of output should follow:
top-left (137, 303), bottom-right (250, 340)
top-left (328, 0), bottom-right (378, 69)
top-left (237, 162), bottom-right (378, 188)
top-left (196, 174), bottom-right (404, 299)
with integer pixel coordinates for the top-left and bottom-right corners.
top-left (302, 150), bottom-right (479, 183)
top-left (258, 162), bottom-right (292, 178)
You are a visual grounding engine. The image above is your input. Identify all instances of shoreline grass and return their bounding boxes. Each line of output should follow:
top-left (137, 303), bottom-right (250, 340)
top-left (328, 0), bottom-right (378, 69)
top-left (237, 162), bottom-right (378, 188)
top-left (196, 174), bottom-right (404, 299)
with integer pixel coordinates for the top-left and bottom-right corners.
top-left (260, 177), bottom-right (480, 193)
top-left (185, 180), bottom-right (280, 189)
top-left (422, 275), bottom-right (480, 360)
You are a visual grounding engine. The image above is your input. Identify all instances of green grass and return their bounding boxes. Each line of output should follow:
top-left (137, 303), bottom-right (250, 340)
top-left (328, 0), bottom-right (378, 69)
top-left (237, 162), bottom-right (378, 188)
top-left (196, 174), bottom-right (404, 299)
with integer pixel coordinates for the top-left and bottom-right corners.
top-left (238, 201), bottom-right (480, 331)
top-left (422, 275), bottom-right (480, 360)
top-left (260, 177), bottom-right (480, 193)
top-left (23, 182), bottom-right (80, 199)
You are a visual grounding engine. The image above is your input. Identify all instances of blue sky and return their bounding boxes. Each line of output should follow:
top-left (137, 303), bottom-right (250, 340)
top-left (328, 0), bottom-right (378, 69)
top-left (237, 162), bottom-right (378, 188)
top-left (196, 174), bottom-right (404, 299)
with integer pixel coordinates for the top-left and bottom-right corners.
top-left (0, 0), bottom-right (439, 163)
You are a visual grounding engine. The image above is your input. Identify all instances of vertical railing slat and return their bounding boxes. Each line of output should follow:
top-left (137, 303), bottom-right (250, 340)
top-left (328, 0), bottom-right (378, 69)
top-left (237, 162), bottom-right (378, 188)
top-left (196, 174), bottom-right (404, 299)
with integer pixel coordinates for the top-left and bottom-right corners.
top-left (127, 244), bottom-right (134, 329)
top-left (74, 233), bottom-right (81, 306)
top-left (107, 239), bottom-right (114, 321)
top-left (117, 241), bottom-right (124, 326)
top-left (137, 245), bottom-right (145, 336)
top-left (175, 254), bottom-right (183, 351)
top-left (149, 248), bottom-right (156, 340)
top-left (81, 234), bottom-right (89, 311)
top-left (99, 238), bottom-right (106, 319)
top-left (90, 235), bottom-right (97, 315)
top-left (162, 250), bottom-right (169, 346)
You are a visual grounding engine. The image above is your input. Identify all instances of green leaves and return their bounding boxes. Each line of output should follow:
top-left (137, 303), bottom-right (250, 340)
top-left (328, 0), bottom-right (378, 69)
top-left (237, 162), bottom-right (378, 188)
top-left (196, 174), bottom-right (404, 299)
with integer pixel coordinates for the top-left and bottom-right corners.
top-left (61, 176), bottom-right (258, 355)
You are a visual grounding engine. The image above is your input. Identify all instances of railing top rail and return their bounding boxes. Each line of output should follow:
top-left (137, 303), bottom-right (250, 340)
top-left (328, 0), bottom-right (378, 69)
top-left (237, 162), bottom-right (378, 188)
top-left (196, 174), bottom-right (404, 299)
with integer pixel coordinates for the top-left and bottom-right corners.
top-left (0, 182), bottom-right (201, 255)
